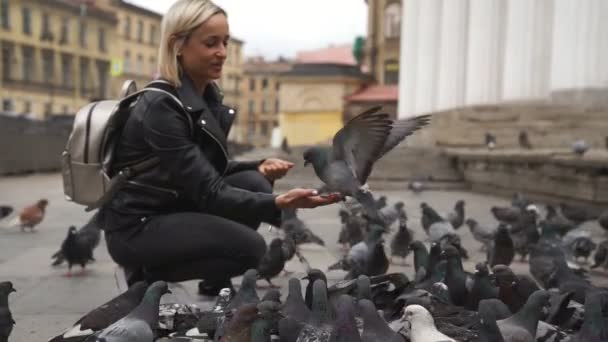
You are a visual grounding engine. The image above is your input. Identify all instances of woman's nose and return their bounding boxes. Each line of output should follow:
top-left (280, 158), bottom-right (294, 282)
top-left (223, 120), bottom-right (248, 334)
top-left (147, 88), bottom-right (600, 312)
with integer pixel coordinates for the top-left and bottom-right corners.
top-left (216, 45), bottom-right (227, 58)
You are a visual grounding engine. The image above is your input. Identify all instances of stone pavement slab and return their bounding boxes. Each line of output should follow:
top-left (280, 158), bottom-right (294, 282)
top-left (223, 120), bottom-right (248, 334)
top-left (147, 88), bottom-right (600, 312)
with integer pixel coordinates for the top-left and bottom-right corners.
top-left (1, 172), bottom-right (607, 341)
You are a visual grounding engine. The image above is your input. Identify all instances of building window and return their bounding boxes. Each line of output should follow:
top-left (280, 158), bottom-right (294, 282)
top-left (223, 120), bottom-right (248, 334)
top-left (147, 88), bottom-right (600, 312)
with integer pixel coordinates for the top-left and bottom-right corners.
top-left (41, 12), bottom-right (52, 40)
top-left (137, 54), bottom-right (143, 74)
top-left (1, 42), bottom-right (13, 80)
top-left (96, 60), bottom-right (109, 99)
top-left (44, 102), bottom-right (52, 116)
top-left (149, 56), bottom-right (156, 77)
top-left (79, 57), bottom-right (89, 95)
top-left (98, 27), bottom-right (106, 52)
top-left (61, 53), bottom-right (72, 87)
top-left (260, 121), bottom-right (269, 136)
top-left (249, 78), bottom-right (255, 91)
top-left (275, 99), bottom-right (280, 112)
top-left (149, 24), bottom-right (156, 45)
top-left (1, 0), bottom-right (10, 30)
top-left (248, 120), bottom-right (256, 135)
top-left (248, 99), bottom-right (255, 114)
top-left (42, 49), bottom-right (54, 84)
top-left (22, 46), bottom-right (34, 82)
top-left (2, 99), bottom-right (14, 112)
top-left (137, 19), bottom-right (143, 43)
top-left (262, 78), bottom-right (268, 89)
top-left (59, 18), bottom-right (69, 44)
top-left (62, 105), bottom-right (69, 114)
top-left (24, 101), bottom-right (31, 113)
top-left (124, 16), bottom-right (130, 39)
top-left (262, 99), bottom-right (268, 113)
top-left (275, 82), bottom-right (280, 91)
top-left (22, 6), bottom-right (31, 35)
top-left (384, 3), bottom-right (401, 38)
top-left (124, 50), bottom-right (131, 73)
top-left (79, 20), bottom-right (87, 47)
top-left (384, 59), bottom-right (399, 85)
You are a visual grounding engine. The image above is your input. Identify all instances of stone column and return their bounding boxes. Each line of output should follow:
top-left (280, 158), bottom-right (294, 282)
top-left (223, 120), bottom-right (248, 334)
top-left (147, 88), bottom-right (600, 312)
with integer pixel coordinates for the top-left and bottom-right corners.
top-left (465, 0), bottom-right (508, 105)
top-left (436, 0), bottom-right (469, 111)
top-left (502, 0), bottom-right (554, 101)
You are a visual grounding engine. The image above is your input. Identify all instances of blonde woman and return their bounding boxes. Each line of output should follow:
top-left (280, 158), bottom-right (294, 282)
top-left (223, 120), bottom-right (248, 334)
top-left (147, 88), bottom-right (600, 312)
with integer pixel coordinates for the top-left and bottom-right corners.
top-left (102, 0), bottom-right (340, 296)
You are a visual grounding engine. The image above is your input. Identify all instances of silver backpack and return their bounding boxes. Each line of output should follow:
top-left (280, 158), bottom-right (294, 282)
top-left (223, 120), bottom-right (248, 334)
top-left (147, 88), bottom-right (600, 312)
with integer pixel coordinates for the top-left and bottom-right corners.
top-left (61, 80), bottom-right (185, 211)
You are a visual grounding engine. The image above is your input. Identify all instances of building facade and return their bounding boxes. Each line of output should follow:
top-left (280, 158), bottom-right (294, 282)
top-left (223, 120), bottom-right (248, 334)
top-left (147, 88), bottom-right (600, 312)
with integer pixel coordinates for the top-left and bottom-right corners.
top-left (363, 0), bottom-right (402, 86)
top-left (237, 57), bottom-right (292, 146)
top-left (0, 0), bottom-right (117, 118)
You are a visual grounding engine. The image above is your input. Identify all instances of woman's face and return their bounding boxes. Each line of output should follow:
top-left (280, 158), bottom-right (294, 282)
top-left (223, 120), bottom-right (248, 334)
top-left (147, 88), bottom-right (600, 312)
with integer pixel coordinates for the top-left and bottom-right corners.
top-left (179, 13), bottom-right (229, 83)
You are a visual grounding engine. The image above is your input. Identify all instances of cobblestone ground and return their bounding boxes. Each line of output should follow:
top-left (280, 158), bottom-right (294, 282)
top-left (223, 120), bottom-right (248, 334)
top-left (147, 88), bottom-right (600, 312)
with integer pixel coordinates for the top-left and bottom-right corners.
top-left (0, 172), bottom-right (606, 341)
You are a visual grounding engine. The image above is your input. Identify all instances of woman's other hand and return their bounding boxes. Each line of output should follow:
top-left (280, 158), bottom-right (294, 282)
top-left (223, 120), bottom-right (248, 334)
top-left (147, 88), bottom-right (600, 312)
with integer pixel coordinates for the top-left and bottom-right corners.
top-left (258, 158), bottom-right (294, 181)
top-left (275, 189), bottom-right (342, 209)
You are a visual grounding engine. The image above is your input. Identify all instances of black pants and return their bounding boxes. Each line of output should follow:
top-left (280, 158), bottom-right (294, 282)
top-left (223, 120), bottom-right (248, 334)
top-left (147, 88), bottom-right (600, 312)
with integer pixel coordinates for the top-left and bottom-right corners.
top-left (105, 170), bottom-right (271, 284)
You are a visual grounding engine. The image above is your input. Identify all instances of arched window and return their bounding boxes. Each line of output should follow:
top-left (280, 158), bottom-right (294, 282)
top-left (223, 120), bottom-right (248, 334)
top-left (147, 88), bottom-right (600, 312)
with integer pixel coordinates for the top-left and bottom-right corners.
top-left (384, 3), bottom-right (401, 38)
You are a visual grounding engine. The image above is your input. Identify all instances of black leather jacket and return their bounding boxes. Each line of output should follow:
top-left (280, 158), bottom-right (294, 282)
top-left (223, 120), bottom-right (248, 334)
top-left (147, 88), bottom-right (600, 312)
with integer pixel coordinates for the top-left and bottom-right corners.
top-left (103, 75), bottom-right (281, 231)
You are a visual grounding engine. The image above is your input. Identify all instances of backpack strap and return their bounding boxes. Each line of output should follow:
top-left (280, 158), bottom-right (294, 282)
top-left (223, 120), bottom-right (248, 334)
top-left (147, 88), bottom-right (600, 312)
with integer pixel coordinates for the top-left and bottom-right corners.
top-left (84, 81), bottom-right (189, 212)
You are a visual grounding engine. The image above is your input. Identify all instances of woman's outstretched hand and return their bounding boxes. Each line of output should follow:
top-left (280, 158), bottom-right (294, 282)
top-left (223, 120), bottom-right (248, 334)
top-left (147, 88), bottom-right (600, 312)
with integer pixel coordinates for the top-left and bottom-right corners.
top-left (275, 189), bottom-right (342, 209)
top-left (258, 158), bottom-right (294, 181)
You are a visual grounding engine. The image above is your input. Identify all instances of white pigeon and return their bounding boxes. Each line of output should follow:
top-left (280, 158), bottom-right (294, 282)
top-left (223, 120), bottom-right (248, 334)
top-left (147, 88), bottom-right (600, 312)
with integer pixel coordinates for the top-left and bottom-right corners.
top-left (401, 304), bottom-right (455, 342)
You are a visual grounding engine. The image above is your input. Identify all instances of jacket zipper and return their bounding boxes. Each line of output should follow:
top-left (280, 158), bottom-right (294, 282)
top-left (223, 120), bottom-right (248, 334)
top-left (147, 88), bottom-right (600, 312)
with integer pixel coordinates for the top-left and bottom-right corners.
top-left (127, 180), bottom-right (179, 197)
top-left (199, 126), bottom-right (229, 176)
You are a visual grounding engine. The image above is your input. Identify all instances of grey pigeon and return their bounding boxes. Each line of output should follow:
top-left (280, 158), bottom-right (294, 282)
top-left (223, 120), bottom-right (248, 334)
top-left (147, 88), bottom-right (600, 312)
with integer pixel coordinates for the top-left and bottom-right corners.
top-left (491, 205), bottom-right (523, 224)
top-left (84, 281), bottom-right (169, 342)
top-left (278, 316), bottom-right (304, 342)
top-left (380, 201), bottom-right (405, 228)
top-left (390, 218), bottom-right (412, 264)
top-left (52, 213), bottom-right (101, 267)
top-left (428, 221), bottom-right (456, 243)
top-left (446, 200), bottom-right (465, 230)
top-left (492, 265), bottom-right (540, 314)
top-left (567, 235), bottom-right (596, 263)
top-left (0, 206), bottom-right (13, 220)
top-left (359, 299), bottom-right (403, 342)
top-left (220, 303), bottom-right (259, 342)
top-left (303, 269), bottom-right (328, 310)
top-left (57, 226), bottom-right (96, 277)
top-left (478, 299), bottom-right (505, 342)
top-left (544, 205), bottom-right (576, 236)
top-left (591, 240), bottom-right (608, 270)
top-left (409, 241), bottom-right (429, 274)
top-left (281, 208), bottom-right (325, 246)
top-left (519, 131), bottom-right (533, 150)
top-left (283, 278), bottom-right (311, 323)
top-left (465, 218), bottom-right (496, 251)
top-left (374, 196), bottom-right (388, 210)
top-left (570, 291), bottom-right (608, 342)
top-left (251, 301), bottom-right (282, 342)
top-left (485, 132), bottom-right (496, 150)
top-left (338, 209), bottom-right (366, 248)
top-left (227, 269), bottom-right (260, 311)
top-left (296, 279), bottom-right (333, 342)
top-left (257, 238), bottom-right (288, 288)
top-left (464, 263), bottom-right (498, 311)
top-left (496, 290), bottom-right (551, 342)
top-left (261, 289), bottom-right (282, 304)
top-left (401, 304), bottom-right (455, 342)
top-left (572, 139), bottom-right (589, 156)
top-left (420, 202), bottom-right (443, 233)
top-left (330, 295), bottom-right (362, 342)
top-left (559, 202), bottom-right (600, 224)
top-left (303, 106), bottom-right (430, 223)
top-left (49, 281), bottom-right (148, 342)
top-left (488, 224), bottom-right (515, 267)
top-left (0, 282), bottom-right (15, 342)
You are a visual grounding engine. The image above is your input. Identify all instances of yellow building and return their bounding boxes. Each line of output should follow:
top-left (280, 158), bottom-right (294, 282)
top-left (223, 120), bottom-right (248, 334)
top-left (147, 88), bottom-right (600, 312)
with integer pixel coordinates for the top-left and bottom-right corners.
top-left (0, 0), bottom-right (117, 119)
top-left (280, 63), bottom-right (370, 146)
top-left (238, 56), bottom-right (292, 146)
top-left (363, 0), bottom-right (401, 85)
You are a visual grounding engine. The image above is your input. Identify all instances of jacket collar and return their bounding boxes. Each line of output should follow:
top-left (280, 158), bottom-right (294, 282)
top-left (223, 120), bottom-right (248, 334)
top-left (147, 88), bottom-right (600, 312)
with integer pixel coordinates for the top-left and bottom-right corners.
top-left (175, 73), bottom-right (224, 113)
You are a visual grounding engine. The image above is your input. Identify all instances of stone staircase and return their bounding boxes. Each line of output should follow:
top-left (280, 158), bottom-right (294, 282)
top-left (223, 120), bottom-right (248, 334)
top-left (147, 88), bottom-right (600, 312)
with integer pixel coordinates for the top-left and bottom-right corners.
top-left (234, 145), bottom-right (465, 191)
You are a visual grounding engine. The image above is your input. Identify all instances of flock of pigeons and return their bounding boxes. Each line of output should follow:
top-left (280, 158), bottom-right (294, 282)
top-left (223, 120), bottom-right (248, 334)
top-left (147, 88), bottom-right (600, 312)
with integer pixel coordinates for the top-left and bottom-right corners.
top-left (1, 106), bottom-right (608, 341)
top-left (484, 130), bottom-right (602, 156)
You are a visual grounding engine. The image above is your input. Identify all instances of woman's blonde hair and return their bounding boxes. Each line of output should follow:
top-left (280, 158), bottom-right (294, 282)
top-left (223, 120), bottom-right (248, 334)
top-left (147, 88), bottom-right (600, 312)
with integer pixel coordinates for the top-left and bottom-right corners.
top-left (158, 0), bottom-right (226, 87)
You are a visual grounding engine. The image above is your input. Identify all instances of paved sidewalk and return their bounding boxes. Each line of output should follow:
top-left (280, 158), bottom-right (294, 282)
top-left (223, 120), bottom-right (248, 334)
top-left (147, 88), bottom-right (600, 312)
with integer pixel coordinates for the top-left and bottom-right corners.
top-left (0, 172), bottom-right (606, 341)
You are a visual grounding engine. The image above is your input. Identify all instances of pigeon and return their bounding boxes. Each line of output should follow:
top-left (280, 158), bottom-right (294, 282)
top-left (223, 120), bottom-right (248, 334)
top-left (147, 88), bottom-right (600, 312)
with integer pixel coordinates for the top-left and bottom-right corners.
top-left (572, 139), bottom-right (589, 156)
top-left (408, 179), bottom-right (425, 194)
top-left (599, 210), bottom-right (608, 233)
top-left (509, 208), bottom-right (539, 261)
top-left (420, 202), bottom-right (443, 233)
top-left (359, 299), bottom-right (403, 342)
top-left (330, 295), bottom-right (362, 341)
top-left (446, 200), bottom-right (465, 230)
top-left (283, 278), bottom-right (311, 323)
top-left (491, 205), bottom-right (523, 224)
top-left (281, 137), bottom-right (292, 155)
top-left (570, 291), bottom-right (608, 342)
top-left (591, 240), bottom-right (608, 269)
top-left (58, 226), bottom-right (95, 277)
top-left (302, 106), bottom-right (430, 223)
top-left (568, 236), bottom-right (597, 263)
top-left (278, 317), bottom-right (304, 342)
top-left (303, 269), bottom-right (328, 310)
top-left (281, 208), bottom-right (325, 246)
top-left (441, 245), bottom-right (470, 306)
top-left (261, 289), bottom-right (282, 304)
top-left (511, 193), bottom-right (532, 210)
top-left (0, 206), bottom-right (13, 220)
top-left (250, 301), bottom-right (282, 342)
top-left (257, 238), bottom-right (288, 288)
top-left (338, 210), bottom-right (366, 249)
top-left (185, 288), bottom-right (232, 339)
top-left (465, 219), bottom-right (496, 251)
top-left (49, 282), bottom-right (149, 342)
top-left (226, 269), bottom-right (260, 311)
top-left (9, 199), bottom-right (48, 231)
top-left (52, 213), bottom-right (102, 267)
top-left (401, 304), bottom-right (455, 342)
top-left (219, 303), bottom-right (259, 342)
top-left (381, 201), bottom-right (405, 227)
top-left (464, 263), bottom-right (498, 310)
top-left (375, 196), bottom-right (388, 210)
top-left (296, 279), bottom-right (333, 341)
top-left (519, 131), bottom-right (532, 149)
top-left (0, 282), bottom-right (16, 342)
top-left (559, 203), bottom-right (600, 224)
top-left (492, 265), bottom-right (540, 314)
top-left (362, 233), bottom-right (389, 278)
top-left (488, 224), bottom-right (515, 267)
top-left (84, 281), bottom-right (169, 342)
top-left (485, 132), bottom-right (496, 150)
top-left (409, 241), bottom-right (429, 274)
top-left (390, 218), bottom-right (412, 265)
top-left (477, 299), bottom-right (505, 342)
top-left (544, 205), bottom-right (576, 236)
top-left (496, 290), bottom-right (551, 342)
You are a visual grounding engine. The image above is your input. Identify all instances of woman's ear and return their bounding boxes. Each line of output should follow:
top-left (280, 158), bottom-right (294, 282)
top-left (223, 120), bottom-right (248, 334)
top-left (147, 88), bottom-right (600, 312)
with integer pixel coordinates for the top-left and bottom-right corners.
top-left (169, 35), bottom-right (183, 57)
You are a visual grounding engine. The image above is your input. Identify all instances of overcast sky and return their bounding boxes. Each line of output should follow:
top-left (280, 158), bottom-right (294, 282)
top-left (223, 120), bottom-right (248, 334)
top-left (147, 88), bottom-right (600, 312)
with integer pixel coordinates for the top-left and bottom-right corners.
top-left (127, 0), bottom-right (368, 60)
